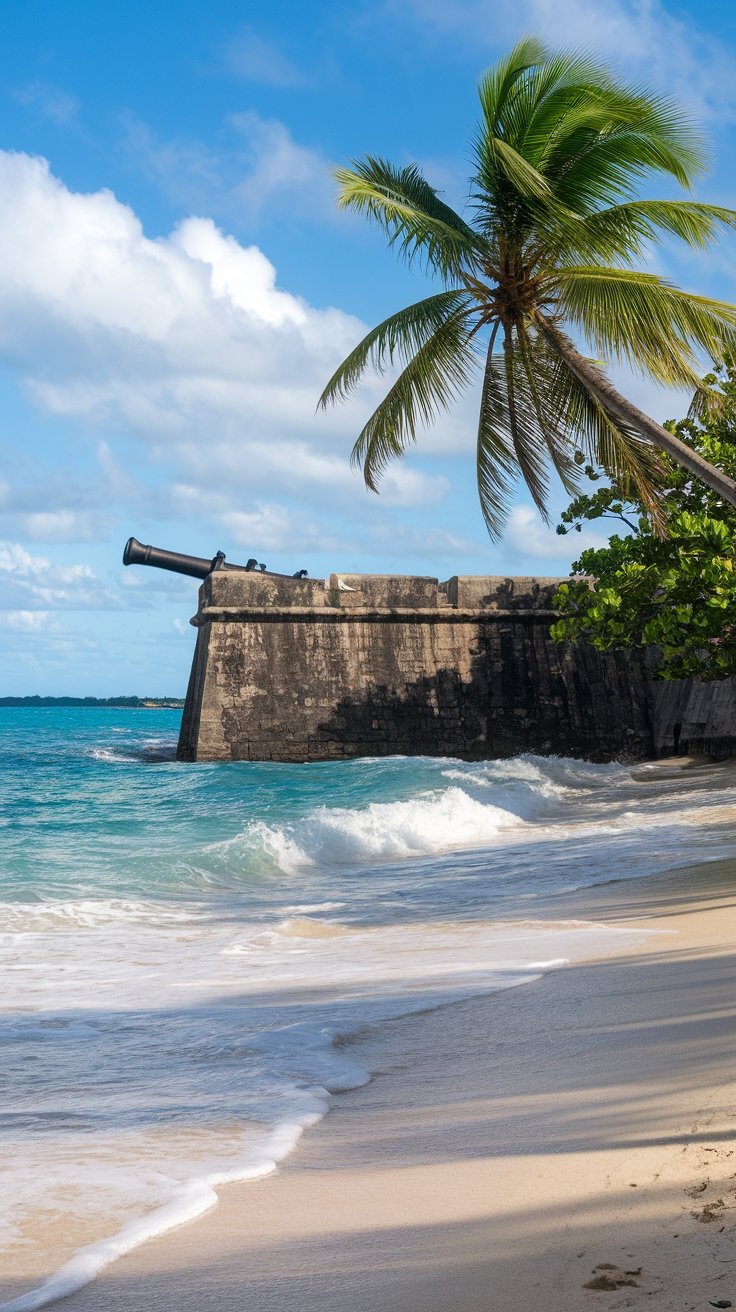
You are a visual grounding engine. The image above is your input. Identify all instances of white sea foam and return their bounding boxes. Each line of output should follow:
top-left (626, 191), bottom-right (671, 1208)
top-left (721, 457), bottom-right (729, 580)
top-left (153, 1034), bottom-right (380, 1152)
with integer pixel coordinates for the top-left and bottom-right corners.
top-left (88, 747), bottom-right (138, 762)
top-left (0, 1112), bottom-right (330, 1312)
top-left (242, 755), bottom-right (736, 877)
top-left (241, 755), bottom-right (638, 876)
top-left (251, 786), bottom-right (527, 873)
top-left (440, 754), bottom-right (630, 812)
top-left (87, 736), bottom-right (178, 764)
top-left (0, 898), bottom-right (210, 932)
top-left (0, 913), bottom-right (642, 1312)
top-left (278, 901), bottom-right (347, 914)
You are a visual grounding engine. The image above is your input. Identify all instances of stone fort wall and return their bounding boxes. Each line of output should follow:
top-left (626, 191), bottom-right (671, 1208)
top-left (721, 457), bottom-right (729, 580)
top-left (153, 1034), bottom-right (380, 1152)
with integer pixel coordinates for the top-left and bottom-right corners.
top-left (177, 571), bottom-right (659, 763)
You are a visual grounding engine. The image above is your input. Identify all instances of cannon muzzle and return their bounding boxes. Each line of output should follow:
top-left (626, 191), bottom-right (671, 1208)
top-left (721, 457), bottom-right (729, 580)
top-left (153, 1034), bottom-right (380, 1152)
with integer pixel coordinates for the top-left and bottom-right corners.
top-left (123, 538), bottom-right (307, 580)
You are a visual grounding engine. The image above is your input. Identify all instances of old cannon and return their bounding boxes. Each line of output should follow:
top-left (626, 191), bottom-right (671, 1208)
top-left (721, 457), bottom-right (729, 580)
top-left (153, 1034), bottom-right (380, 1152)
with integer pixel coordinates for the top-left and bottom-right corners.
top-left (122, 537), bottom-right (308, 580)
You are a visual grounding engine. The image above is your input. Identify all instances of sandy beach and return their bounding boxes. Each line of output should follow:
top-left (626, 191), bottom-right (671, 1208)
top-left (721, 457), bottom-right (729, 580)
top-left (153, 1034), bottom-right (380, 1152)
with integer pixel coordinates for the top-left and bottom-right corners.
top-left (4, 850), bottom-right (736, 1312)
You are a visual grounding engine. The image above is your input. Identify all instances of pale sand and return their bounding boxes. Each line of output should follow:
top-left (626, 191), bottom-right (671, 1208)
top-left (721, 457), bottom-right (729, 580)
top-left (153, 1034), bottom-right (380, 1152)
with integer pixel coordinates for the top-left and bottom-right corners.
top-left (7, 856), bottom-right (736, 1312)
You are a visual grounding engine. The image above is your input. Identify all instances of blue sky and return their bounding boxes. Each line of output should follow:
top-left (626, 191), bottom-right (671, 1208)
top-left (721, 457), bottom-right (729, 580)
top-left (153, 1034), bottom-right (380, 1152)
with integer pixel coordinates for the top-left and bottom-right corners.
top-left (2, 0), bottom-right (736, 695)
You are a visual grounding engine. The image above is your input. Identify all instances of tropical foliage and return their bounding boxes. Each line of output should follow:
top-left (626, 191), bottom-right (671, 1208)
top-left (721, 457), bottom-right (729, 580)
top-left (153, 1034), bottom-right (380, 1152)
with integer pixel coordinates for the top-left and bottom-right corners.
top-left (551, 363), bottom-right (736, 680)
top-left (320, 37), bottom-right (736, 538)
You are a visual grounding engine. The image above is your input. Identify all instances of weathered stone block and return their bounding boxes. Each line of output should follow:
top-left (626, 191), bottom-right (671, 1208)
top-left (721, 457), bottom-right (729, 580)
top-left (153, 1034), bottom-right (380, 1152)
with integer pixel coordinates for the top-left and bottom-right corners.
top-left (328, 574), bottom-right (439, 608)
top-left (202, 570), bottom-right (327, 610)
top-left (445, 576), bottom-right (561, 610)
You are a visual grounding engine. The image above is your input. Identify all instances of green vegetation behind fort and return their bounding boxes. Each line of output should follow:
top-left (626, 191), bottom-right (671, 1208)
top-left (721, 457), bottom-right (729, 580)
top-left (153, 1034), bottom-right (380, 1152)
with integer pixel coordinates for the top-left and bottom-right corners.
top-left (0, 697), bottom-right (184, 708)
top-left (553, 361), bottom-right (736, 680)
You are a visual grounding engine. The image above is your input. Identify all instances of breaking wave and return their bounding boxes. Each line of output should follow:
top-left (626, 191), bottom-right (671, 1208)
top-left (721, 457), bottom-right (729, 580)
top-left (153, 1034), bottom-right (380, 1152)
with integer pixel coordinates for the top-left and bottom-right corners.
top-left (243, 756), bottom-right (635, 874)
top-left (249, 786), bottom-right (526, 872)
top-left (88, 738), bottom-right (178, 764)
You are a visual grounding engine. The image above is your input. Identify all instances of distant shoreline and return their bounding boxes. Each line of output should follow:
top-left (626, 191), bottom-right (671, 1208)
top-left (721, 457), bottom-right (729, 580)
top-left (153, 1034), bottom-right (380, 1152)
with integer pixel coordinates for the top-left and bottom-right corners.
top-left (0, 697), bottom-right (184, 708)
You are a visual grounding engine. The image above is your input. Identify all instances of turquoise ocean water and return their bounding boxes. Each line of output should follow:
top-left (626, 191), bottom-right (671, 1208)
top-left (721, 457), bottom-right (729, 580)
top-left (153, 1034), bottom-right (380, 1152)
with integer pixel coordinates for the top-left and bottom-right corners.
top-left (2, 707), bottom-right (735, 1309)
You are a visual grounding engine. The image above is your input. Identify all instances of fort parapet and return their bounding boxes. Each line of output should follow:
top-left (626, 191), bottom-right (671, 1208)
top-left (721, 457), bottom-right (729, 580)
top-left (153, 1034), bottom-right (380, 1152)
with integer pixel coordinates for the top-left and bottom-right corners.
top-left (177, 572), bottom-right (657, 763)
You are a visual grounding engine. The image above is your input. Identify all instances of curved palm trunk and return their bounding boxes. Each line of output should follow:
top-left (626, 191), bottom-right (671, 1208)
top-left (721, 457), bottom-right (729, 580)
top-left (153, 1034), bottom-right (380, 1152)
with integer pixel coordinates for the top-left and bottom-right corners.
top-left (543, 321), bottom-right (736, 509)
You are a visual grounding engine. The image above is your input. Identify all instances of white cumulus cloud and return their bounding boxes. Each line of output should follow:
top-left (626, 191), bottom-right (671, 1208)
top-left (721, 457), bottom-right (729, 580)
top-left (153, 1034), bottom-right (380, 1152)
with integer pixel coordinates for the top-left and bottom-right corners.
top-left (0, 150), bottom-right (444, 528)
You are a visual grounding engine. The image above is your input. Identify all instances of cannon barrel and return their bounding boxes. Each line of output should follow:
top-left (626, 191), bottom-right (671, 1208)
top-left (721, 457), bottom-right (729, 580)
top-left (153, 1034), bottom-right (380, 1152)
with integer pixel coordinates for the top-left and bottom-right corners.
top-left (123, 538), bottom-right (306, 581)
top-left (123, 537), bottom-right (235, 579)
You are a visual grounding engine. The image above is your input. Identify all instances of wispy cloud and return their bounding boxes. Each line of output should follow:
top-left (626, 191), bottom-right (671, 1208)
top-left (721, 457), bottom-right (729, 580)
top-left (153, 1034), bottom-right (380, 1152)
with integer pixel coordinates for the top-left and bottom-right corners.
top-left (1, 610), bottom-right (56, 632)
top-left (120, 111), bottom-right (334, 226)
top-left (229, 111), bottom-right (334, 222)
top-left (384, 0), bottom-right (736, 119)
top-left (19, 510), bottom-right (115, 543)
top-left (367, 520), bottom-right (484, 560)
top-left (0, 540), bottom-right (119, 609)
top-left (0, 443), bottom-right (143, 544)
top-left (119, 115), bottom-right (221, 214)
top-left (11, 81), bottom-right (80, 126)
top-left (219, 25), bottom-right (305, 88)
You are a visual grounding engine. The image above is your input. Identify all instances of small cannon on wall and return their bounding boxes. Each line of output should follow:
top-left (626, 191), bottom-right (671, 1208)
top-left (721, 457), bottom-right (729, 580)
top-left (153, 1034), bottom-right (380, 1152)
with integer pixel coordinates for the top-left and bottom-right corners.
top-left (122, 537), bottom-right (308, 580)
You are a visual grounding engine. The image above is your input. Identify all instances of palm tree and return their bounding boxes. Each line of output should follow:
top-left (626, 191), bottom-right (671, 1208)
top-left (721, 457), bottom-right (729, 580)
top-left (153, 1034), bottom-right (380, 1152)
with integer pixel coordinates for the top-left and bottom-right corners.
top-left (319, 37), bottom-right (736, 539)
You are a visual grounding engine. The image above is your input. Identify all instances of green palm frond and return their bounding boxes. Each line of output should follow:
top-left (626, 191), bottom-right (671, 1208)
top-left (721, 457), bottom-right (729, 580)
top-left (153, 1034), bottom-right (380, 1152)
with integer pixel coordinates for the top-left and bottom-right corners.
top-left (503, 337), bottom-right (550, 515)
top-left (473, 131), bottom-right (556, 207)
top-left (475, 347), bottom-right (523, 539)
top-left (351, 309), bottom-right (479, 491)
top-left (476, 36), bottom-right (549, 134)
top-left (547, 200), bottom-right (736, 268)
top-left (565, 372), bottom-right (665, 527)
top-left (537, 317), bottom-right (666, 519)
top-left (520, 90), bottom-right (623, 175)
top-left (516, 79), bottom-right (682, 177)
top-left (334, 158), bottom-right (480, 279)
top-left (554, 266), bottom-right (736, 386)
top-left (475, 329), bottom-right (584, 538)
top-left (551, 112), bottom-right (706, 213)
top-left (576, 199), bottom-right (736, 252)
top-left (318, 291), bottom-right (473, 409)
top-left (514, 326), bottom-right (584, 495)
top-left (481, 41), bottom-right (704, 205)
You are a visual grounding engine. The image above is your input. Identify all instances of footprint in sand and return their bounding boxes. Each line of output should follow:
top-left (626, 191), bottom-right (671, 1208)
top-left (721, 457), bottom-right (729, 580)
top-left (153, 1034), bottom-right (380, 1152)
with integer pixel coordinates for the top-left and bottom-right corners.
top-left (684, 1179), bottom-right (709, 1198)
top-left (583, 1263), bottom-right (641, 1291)
top-left (691, 1198), bottom-right (726, 1223)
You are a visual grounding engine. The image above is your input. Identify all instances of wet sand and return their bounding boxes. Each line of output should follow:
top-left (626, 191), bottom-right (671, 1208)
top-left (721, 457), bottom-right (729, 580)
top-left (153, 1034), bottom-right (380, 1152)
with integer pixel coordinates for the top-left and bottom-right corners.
top-left (6, 856), bottom-right (736, 1312)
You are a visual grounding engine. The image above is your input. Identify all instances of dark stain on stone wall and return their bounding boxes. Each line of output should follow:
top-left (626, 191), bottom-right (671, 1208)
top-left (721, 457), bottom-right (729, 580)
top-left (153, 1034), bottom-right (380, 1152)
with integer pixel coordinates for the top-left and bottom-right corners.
top-left (646, 675), bottom-right (736, 759)
top-left (309, 623), bottom-right (652, 764)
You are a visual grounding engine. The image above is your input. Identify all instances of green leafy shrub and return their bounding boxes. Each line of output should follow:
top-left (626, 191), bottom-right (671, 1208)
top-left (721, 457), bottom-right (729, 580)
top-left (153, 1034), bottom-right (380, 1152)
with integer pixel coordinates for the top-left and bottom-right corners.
top-left (551, 364), bottom-right (736, 679)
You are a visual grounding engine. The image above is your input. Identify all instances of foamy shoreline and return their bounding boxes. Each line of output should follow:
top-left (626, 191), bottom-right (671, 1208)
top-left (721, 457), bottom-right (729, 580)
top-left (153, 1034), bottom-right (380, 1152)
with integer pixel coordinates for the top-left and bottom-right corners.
top-left (7, 851), bottom-right (736, 1312)
top-left (0, 916), bottom-right (645, 1310)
